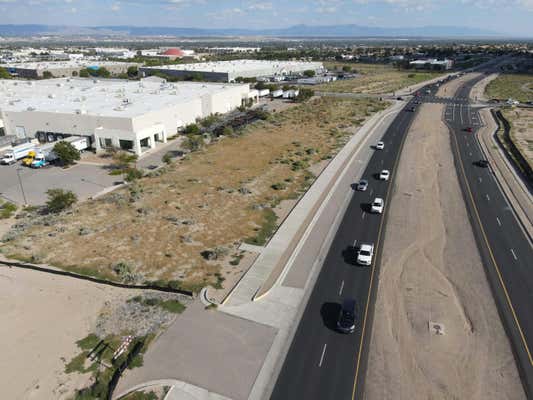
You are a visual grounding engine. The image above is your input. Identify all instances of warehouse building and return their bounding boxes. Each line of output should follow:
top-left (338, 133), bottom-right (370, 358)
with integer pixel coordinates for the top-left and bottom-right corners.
top-left (0, 77), bottom-right (250, 155)
top-left (409, 58), bottom-right (453, 70)
top-left (140, 60), bottom-right (325, 82)
top-left (0, 60), bottom-right (140, 79)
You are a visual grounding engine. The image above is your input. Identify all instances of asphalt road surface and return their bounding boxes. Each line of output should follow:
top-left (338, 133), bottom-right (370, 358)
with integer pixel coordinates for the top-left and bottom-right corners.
top-left (444, 74), bottom-right (533, 398)
top-left (270, 95), bottom-right (423, 400)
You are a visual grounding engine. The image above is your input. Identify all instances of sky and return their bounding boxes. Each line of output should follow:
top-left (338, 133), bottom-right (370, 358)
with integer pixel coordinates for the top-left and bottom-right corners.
top-left (0, 0), bottom-right (532, 37)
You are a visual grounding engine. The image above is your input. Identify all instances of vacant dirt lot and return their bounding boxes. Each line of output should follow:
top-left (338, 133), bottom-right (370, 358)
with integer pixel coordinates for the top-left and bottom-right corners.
top-left (486, 73), bottom-right (533, 102)
top-left (364, 103), bottom-right (525, 400)
top-left (1, 97), bottom-right (387, 294)
top-left (316, 62), bottom-right (442, 94)
top-left (0, 265), bottom-right (132, 399)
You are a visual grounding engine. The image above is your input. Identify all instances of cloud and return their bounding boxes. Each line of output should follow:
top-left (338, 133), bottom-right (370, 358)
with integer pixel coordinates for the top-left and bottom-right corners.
top-left (248, 2), bottom-right (273, 11)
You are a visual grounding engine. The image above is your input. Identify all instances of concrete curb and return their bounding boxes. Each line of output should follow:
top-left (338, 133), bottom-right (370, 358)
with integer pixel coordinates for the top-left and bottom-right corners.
top-left (114, 379), bottom-right (231, 400)
top-left (221, 100), bottom-right (403, 307)
top-left (476, 109), bottom-right (533, 243)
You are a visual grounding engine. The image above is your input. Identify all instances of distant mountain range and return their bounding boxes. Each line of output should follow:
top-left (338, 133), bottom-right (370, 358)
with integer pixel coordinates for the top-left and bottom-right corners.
top-left (0, 24), bottom-right (500, 38)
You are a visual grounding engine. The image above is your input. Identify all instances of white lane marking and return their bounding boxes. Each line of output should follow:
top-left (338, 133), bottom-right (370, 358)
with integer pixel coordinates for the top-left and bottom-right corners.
top-left (478, 177), bottom-right (482, 183)
top-left (353, 239), bottom-right (357, 247)
top-left (486, 194), bottom-right (490, 201)
top-left (318, 344), bottom-right (327, 367)
top-left (460, 104), bottom-right (464, 125)
top-left (510, 249), bottom-right (518, 261)
top-left (362, 212), bottom-right (366, 220)
top-left (339, 280), bottom-right (345, 296)
top-left (496, 217), bottom-right (501, 227)
top-left (369, 189), bottom-right (373, 196)
top-left (466, 142), bottom-right (469, 147)
top-left (469, 152), bottom-right (472, 156)
top-left (381, 160), bottom-right (384, 165)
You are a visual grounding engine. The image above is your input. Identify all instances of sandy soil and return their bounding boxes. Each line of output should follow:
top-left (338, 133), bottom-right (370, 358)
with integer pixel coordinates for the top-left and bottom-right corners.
top-left (502, 108), bottom-right (533, 168)
top-left (364, 103), bottom-right (525, 400)
top-left (0, 265), bottom-right (132, 399)
top-left (470, 73), bottom-right (499, 102)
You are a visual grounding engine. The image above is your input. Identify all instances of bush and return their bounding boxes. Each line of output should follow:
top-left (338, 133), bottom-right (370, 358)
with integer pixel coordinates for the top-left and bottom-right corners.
top-left (0, 202), bottom-right (17, 219)
top-left (183, 135), bottom-right (204, 152)
top-left (222, 126), bottom-right (234, 136)
top-left (79, 69), bottom-right (89, 78)
top-left (53, 141), bottom-right (81, 166)
top-left (162, 152), bottom-right (173, 164)
top-left (296, 88), bottom-right (314, 103)
top-left (42, 70), bottom-right (53, 79)
top-left (46, 189), bottom-right (77, 213)
top-left (0, 67), bottom-right (11, 79)
top-left (271, 182), bottom-right (287, 190)
top-left (125, 168), bottom-right (143, 182)
top-left (183, 123), bottom-right (200, 135)
top-left (342, 65), bottom-right (352, 72)
top-left (303, 69), bottom-right (316, 77)
top-left (127, 66), bottom-right (138, 77)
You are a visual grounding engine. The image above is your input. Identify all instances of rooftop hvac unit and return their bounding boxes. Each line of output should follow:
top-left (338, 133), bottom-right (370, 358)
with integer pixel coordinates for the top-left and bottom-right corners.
top-left (114, 105), bottom-right (125, 111)
top-left (57, 83), bottom-right (64, 87)
top-left (75, 109), bottom-right (87, 114)
top-left (48, 94), bottom-right (56, 99)
top-left (27, 106), bottom-right (36, 111)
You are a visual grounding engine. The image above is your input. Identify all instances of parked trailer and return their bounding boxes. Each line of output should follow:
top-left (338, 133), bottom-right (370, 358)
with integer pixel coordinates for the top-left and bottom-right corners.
top-left (64, 136), bottom-right (89, 152)
top-left (31, 143), bottom-right (58, 168)
top-left (271, 89), bottom-right (283, 98)
top-left (258, 89), bottom-right (270, 97)
top-left (1, 142), bottom-right (36, 165)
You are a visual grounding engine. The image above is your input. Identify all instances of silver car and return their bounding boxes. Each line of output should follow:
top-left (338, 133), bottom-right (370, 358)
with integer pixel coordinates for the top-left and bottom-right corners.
top-left (357, 179), bottom-right (368, 191)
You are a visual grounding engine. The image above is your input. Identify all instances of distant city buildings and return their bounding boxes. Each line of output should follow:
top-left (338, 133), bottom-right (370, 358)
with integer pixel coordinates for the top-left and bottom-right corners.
top-left (409, 58), bottom-right (454, 70)
top-left (0, 60), bottom-right (140, 78)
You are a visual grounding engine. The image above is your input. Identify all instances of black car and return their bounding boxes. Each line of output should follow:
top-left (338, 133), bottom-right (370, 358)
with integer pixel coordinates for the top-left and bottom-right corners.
top-left (406, 106), bottom-right (416, 112)
top-left (337, 298), bottom-right (356, 334)
top-left (475, 159), bottom-right (489, 168)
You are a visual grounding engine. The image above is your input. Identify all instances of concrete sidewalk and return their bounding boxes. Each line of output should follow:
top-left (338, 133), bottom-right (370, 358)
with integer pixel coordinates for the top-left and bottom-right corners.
top-left (222, 100), bottom-right (405, 308)
top-left (221, 100), bottom-right (405, 400)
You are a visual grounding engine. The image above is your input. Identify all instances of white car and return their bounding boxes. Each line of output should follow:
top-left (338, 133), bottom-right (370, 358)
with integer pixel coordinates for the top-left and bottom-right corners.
top-left (376, 141), bottom-right (384, 150)
top-left (371, 198), bottom-right (384, 214)
top-left (379, 170), bottom-right (390, 181)
top-left (357, 244), bottom-right (374, 266)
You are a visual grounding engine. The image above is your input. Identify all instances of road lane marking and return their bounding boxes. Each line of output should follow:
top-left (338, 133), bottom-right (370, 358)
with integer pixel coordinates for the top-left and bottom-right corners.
top-left (353, 239), bottom-right (357, 247)
top-left (362, 212), bottom-right (366, 220)
top-left (450, 128), bottom-right (533, 367)
top-left (486, 194), bottom-right (490, 201)
top-left (478, 177), bottom-right (482, 183)
top-left (318, 344), bottom-right (327, 367)
top-left (369, 189), bottom-right (373, 196)
top-left (339, 280), bottom-right (345, 296)
top-left (510, 249), bottom-right (518, 261)
top-left (469, 152), bottom-right (472, 156)
top-left (496, 217), bottom-right (502, 227)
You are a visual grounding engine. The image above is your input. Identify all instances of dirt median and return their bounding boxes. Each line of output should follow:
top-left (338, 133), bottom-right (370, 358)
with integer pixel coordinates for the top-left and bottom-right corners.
top-left (363, 103), bottom-right (525, 400)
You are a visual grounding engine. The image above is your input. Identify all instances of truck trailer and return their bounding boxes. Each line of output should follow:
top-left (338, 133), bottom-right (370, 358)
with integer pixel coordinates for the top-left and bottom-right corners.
top-left (0, 142), bottom-right (36, 165)
top-left (30, 142), bottom-right (59, 168)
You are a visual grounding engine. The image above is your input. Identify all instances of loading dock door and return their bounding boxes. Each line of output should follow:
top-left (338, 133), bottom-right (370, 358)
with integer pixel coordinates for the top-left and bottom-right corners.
top-left (119, 139), bottom-right (133, 151)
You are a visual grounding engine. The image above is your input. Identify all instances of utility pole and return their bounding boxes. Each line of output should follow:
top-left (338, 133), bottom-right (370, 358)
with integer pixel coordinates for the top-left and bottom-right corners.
top-left (16, 168), bottom-right (28, 207)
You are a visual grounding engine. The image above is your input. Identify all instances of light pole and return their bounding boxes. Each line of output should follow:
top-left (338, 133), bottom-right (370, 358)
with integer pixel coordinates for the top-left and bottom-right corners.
top-left (16, 168), bottom-right (28, 207)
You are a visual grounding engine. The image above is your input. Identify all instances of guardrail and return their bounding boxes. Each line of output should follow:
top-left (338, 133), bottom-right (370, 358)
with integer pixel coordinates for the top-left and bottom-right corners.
top-left (491, 110), bottom-right (533, 185)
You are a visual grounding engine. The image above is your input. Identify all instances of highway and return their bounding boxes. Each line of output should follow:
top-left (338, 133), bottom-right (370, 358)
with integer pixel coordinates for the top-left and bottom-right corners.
top-left (270, 95), bottom-right (420, 400)
top-left (443, 74), bottom-right (533, 397)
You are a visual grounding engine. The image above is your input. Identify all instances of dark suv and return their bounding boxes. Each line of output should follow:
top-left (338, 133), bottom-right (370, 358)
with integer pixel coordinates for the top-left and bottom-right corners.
top-left (337, 298), bottom-right (356, 334)
top-left (475, 159), bottom-right (489, 168)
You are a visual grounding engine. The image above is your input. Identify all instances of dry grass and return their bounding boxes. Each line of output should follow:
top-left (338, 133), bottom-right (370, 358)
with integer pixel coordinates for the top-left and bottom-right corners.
top-left (486, 74), bottom-right (533, 102)
top-left (316, 62), bottom-right (442, 94)
top-left (502, 108), bottom-right (533, 169)
top-left (1, 97), bottom-right (387, 292)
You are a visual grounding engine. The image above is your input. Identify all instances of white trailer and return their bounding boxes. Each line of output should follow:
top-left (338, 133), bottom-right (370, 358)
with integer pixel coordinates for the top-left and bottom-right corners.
top-left (64, 136), bottom-right (89, 152)
top-left (271, 89), bottom-right (283, 98)
top-left (258, 89), bottom-right (270, 97)
top-left (1, 142), bottom-right (36, 165)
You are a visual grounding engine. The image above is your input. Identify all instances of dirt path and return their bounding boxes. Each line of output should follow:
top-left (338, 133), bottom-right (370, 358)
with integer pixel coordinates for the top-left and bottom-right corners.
top-left (363, 103), bottom-right (525, 400)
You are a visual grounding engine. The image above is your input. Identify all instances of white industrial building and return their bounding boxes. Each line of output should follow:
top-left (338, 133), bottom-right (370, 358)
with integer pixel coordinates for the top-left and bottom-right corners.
top-left (140, 60), bottom-right (325, 82)
top-left (409, 58), bottom-right (453, 70)
top-left (0, 60), bottom-right (140, 79)
top-left (0, 77), bottom-right (251, 155)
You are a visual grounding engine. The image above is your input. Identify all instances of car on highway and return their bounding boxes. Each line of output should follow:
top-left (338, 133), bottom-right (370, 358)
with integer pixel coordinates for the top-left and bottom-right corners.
top-left (370, 197), bottom-right (384, 214)
top-left (379, 170), bottom-right (390, 181)
top-left (356, 179), bottom-right (368, 191)
top-left (376, 141), bottom-right (384, 150)
top-left (407, 106), bottom-right (416, 112)
top-left (396, 96), bottom-right (404, 101)
top-left (357, 243), bottom-right (374, 266)
top-left (464, 127), bottom-right (473, 132)
top-left (475, 159), bottom-right (489, 168)
top-left (337, 298), bottom-right (356, 334)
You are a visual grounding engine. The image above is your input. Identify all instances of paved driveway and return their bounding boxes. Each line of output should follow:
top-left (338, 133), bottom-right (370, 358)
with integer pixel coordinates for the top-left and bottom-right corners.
top-left (116, 301), bottom-right (277, 400)
top-left (0, 162), bottom-right (118, 205)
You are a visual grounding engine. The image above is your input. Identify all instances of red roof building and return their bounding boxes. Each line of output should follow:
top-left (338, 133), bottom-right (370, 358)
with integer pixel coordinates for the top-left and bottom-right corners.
top-left (161, 48), bottom-right (184, 59)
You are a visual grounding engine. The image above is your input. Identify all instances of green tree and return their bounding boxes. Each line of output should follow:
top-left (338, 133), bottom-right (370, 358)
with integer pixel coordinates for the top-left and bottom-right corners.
top-left (79, 69), bottom-right (89, 77)
top-left (42, 70), bottom-right (53, 79)
top-left (0, 67), bottom-right (11, 79)
top-left (53, 141), bottom-right (81, 166)
top-left (46, 189), bottom-right (77, 213)
top-left (303, 69), bottom-right (316, 77)
top-left (127, 65), bottom-right (138, 77)
top-left (342, 65), bottom-right (352, 72)
top-left (296, 88), bottom-right (314, 103)
top-left (183, 123), bottom-right (200, 135)
top-left (97, 67), bottom-right (111, 78)
top-left (71, 70), bottom-right (78, 77)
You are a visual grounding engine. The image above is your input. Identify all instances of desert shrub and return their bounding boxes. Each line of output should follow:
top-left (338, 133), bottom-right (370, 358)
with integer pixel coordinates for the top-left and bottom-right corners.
top-left (46, 189), bottom-right (77, 213)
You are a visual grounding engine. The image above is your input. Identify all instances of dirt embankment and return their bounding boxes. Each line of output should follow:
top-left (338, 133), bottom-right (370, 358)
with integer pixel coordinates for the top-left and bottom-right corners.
top-left (364, 102), bottom-right (525, 400)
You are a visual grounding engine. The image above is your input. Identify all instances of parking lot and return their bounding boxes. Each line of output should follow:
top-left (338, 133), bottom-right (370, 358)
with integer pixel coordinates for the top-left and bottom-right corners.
top-left (0, 161), bottom-right (119, 205)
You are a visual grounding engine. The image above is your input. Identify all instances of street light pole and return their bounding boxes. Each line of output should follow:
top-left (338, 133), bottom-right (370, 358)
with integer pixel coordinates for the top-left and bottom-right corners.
top-left (16, 168), bottom-right (28, 207)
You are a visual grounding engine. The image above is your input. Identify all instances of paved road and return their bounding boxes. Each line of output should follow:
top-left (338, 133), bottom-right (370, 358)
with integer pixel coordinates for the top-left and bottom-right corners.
top-left (270, 94), bottom-right (423, 400)
top-left (443, 74), bottom-right (533, 398)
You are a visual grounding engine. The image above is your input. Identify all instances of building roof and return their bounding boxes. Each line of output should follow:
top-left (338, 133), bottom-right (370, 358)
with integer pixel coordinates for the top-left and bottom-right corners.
top-left (142, 60), bottom-right (324, 75)
top-left (162, 48), bottom-right (184, 56)
top-left (0, 77), bottom-right (249, 118)
top-left (0, 60), bottom-right (139, 72)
